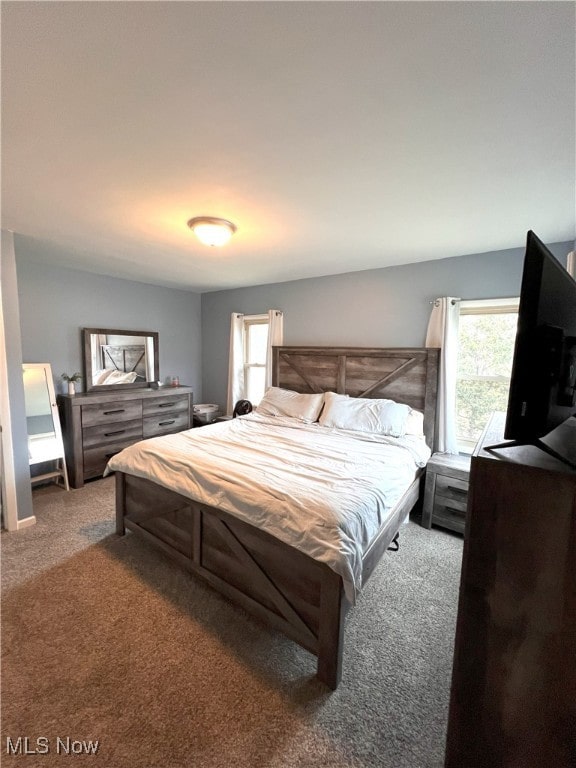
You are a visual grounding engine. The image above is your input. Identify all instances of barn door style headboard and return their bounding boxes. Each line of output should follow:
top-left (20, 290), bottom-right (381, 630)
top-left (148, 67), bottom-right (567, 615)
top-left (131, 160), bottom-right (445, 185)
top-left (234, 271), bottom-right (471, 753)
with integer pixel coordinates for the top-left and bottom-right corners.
top-left (272, 346), bottom-right (440, 450)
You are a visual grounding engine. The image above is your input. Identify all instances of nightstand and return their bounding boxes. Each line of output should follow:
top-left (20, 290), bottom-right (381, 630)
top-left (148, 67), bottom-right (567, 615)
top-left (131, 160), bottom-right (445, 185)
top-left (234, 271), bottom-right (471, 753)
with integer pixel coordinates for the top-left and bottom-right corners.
top-left (422, 452), bottom-right (472, 534)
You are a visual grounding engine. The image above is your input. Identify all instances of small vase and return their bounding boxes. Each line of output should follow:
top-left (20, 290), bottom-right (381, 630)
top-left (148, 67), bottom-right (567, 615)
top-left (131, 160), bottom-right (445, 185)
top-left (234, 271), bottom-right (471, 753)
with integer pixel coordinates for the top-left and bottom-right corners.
top-left (68, 382), bottom-right (75, 395)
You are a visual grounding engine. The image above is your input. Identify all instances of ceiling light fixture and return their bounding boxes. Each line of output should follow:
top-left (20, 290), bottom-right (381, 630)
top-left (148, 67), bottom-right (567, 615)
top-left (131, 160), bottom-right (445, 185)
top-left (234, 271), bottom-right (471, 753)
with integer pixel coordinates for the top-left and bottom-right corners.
top-left (187, 216), bottom-right (237, 247)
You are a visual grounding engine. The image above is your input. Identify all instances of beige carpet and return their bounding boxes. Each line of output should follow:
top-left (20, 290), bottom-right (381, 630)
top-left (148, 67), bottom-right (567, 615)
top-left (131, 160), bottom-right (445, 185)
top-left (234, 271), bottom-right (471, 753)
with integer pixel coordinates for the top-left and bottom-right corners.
top-left (1, 477), bottom-right (463, 767)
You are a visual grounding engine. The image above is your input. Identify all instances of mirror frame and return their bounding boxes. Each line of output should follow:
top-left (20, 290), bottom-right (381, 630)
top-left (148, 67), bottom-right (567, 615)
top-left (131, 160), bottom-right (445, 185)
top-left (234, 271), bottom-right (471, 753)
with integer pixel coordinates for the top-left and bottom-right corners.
top-left (82, 328), bottom-right (160, 392)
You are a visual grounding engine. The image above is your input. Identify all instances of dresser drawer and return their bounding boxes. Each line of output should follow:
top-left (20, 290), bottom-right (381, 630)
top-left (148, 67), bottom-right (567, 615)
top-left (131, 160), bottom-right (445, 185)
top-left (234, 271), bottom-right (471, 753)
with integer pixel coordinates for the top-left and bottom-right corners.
top-left (143, 410), bottom-right (190, 438)
top-left (84, 439), bottom-right (138, 479)
top-left (82, 419), bottom-right (143, 449)
top-left (81, 400), bottom-right (143, 427)
top-left (142, 394), bottom-right (189, 417)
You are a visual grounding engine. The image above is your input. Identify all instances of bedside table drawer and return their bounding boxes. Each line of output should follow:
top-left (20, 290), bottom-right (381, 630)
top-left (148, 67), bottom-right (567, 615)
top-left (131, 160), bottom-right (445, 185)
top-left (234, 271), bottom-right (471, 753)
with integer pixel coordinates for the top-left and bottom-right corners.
top-left (432, 497), bottom-right (467, 533)
top-left (435, 492), bottom-right (467, 513)
top-left (432, 476), bottom-right (469, 534)
top-left (436, 474), bottom-right (469, 503)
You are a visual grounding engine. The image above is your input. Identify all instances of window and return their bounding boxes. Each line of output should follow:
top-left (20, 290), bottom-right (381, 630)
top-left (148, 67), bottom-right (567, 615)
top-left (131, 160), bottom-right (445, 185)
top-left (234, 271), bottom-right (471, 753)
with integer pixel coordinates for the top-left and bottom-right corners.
top-left (227, 309), bottom-right (283, 414)
top-left (456, 298), bottom-right (519, 452)
top-left (243, 315), bottom-right (269, 404)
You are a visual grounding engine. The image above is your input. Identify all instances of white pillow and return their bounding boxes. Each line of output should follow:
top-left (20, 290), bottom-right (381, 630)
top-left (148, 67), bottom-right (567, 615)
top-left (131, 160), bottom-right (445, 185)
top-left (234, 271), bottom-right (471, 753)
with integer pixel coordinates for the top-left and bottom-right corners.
top-left (319, 391), bottom-right (411, 437)
top-left (405, 408), bottom-right (425, 437)
top-left (257, 387), bottom-right (325, 423)
top-left (103, 370), bottom-right (138, 384)
top-left (93, 369), bottom-right (113, 385)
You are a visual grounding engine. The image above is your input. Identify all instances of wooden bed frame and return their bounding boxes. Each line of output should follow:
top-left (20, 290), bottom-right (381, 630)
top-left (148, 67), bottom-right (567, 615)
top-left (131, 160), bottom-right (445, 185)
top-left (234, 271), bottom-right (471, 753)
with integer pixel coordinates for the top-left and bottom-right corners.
top-left (115, 346), bottom-right (439, 688)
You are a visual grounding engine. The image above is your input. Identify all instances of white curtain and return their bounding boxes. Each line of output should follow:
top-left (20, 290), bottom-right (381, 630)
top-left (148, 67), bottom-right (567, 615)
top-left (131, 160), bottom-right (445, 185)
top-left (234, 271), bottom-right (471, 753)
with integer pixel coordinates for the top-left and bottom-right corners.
top-left (226, 313), bottom-right (245, 415)
top-left (426, 297), bottom-right (460, 454)
top-left (265, 309), bottom-right (284, 388)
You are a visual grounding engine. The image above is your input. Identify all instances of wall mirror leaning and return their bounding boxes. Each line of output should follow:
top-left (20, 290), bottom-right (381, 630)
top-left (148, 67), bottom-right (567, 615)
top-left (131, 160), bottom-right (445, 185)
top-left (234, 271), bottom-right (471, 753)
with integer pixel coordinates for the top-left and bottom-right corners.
top-left (22, 363), bottom-right (69, 490)
top-left (83, 328), bottom-right (159, 392)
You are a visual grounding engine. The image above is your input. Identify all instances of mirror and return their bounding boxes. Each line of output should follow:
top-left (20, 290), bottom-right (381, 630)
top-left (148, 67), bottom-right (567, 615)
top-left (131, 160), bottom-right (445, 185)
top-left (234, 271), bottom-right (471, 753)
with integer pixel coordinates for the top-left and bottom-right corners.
top-left (23, 363), bottom-right (69, 489)
top-left (83, 328), bottom-right (159, 392)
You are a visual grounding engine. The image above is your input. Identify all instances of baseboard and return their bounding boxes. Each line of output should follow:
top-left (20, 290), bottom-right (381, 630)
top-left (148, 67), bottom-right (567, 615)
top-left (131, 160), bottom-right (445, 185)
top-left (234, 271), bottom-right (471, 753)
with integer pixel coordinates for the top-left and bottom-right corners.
top-left (17, 515), bottom-right (37, 529)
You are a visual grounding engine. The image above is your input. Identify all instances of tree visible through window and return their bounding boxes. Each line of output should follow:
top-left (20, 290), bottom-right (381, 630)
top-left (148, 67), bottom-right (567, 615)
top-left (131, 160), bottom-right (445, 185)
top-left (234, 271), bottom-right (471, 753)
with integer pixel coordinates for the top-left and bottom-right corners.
top-left (456, 299), bottom-right (519, 452)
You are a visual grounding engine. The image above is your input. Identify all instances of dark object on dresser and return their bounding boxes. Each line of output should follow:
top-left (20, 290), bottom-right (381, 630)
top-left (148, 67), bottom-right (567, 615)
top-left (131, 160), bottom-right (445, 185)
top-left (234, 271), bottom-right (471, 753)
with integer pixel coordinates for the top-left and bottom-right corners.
top-left (445, 412), bottom-right (576, 768)
top-left (233, 399), bottom-right (253, 417)
top-left (58, 386), bottom-right (193, 488)
top-left (115, 346), bottom-right (440, 689)
top-left (422, 452), bottom-right (471, 533)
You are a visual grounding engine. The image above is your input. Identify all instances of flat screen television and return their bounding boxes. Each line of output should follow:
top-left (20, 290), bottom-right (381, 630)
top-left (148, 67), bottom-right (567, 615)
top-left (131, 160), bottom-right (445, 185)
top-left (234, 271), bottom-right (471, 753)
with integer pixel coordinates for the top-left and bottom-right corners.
top-left (502, 230), bottom-right (576, 467)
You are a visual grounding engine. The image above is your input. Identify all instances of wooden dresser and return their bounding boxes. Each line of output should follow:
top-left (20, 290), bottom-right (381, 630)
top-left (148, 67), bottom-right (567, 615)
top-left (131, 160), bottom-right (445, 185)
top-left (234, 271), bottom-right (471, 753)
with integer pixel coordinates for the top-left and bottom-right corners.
top-left (58, 386), bottom-right (193, 488)
top-left (445, 412), bottom-right (576, 768)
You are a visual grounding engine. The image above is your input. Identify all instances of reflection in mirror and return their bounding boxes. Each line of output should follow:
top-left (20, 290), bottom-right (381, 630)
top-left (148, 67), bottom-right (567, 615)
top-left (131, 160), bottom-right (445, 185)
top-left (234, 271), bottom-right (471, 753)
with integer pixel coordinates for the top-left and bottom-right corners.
top-left (83, 328), bottom-right (159, 392)
top-left (23, 363), bottom-right (69, 489)
top-left (23, 366), bottom-right (55, 440)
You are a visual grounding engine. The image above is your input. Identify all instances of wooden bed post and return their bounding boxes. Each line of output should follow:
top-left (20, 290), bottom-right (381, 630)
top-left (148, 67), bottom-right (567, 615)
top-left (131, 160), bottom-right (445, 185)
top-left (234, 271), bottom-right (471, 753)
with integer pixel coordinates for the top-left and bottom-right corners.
top-left (115, 471), bottom-right (126, 536)
top-left (317, 568), bottom-right (347, 690)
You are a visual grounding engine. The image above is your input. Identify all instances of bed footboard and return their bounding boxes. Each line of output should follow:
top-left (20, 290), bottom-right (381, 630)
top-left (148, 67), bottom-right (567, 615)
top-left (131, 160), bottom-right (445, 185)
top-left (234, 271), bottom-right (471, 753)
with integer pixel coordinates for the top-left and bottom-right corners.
top-left (115, 471), bottom-right (348, 688)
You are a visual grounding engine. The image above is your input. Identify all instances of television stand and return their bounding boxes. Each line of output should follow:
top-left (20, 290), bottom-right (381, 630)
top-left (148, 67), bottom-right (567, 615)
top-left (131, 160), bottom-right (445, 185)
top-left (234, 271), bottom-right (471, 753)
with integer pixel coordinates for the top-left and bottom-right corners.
top-left (445, 411), bottom-right (576, 768)
top-left (484, 415), bottom-right (576, 470)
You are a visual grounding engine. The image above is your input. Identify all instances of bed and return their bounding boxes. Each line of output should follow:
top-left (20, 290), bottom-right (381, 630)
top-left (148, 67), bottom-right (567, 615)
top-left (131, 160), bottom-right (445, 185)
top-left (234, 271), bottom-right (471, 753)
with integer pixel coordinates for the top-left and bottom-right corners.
top-left (111, 346), bottom-right (439, 688)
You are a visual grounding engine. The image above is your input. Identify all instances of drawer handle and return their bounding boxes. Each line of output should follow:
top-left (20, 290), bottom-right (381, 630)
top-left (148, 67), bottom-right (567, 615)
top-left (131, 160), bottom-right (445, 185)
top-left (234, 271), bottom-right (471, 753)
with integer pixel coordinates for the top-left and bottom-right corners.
top-left (105, 451), bottom-right (121, 459)
top-left (157, 403), bottom-right (176, 408)
top-left (104, 429), bottom-right (126, 437)
top-left (103, 409), bottom-right (125, 415)
top-left (158, 419), bottom-right (176, 426)
top-left (445, 506), bottom-right (464, 516)
top-left (446, 485), bottom-right (467, 496)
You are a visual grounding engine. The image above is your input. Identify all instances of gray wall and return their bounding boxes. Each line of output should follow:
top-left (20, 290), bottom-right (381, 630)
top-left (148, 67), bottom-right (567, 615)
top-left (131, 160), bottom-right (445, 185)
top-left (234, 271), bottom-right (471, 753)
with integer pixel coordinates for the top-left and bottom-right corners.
top-left (1, 230), bottom-right (34, 522)
top-left (15, 234), bottom-right (203, 400)
top-left (5, 233), bottom-right (573, 524)
top-left (201, 241), bottom-right (573, 409)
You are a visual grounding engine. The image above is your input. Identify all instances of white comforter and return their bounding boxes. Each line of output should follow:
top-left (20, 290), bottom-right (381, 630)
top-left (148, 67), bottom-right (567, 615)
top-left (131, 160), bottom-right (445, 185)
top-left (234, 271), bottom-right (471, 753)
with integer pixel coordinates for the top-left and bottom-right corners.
top-left (107, 413), bottom-right (431, 602)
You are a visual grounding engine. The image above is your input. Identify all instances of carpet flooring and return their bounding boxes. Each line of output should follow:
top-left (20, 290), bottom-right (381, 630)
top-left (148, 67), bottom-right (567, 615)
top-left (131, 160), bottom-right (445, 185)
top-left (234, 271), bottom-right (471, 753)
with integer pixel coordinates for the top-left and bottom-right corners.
top-left (1, 478), bottom-right (463, 768)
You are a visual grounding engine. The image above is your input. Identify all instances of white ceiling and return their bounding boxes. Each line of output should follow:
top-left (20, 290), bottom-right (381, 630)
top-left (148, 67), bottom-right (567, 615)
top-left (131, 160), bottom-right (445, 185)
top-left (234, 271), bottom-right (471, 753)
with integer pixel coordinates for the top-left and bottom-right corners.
top-left (2, 1), bottom-right (575, 293)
